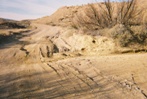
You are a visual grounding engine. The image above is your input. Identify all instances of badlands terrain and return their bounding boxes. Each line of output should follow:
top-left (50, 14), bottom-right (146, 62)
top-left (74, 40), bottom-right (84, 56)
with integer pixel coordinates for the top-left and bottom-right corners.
top-left (0, 0), bottom-right (147, 99)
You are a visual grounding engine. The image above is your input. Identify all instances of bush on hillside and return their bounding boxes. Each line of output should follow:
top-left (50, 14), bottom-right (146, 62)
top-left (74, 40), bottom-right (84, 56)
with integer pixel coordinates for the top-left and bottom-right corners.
top-left (71, 0), bottom-right (147, 47)
top-left (72, 0), bottom-right (143, 30)
top-left (104, 24), bottom-right (147, 47)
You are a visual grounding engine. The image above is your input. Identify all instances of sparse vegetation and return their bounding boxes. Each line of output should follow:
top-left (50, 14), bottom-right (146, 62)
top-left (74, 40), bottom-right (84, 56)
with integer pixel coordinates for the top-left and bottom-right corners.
top-left (72, 0), bottom-right (143, 29)
top-left (0, 18), bottom-right (30, 29)
top-left (72, 0), bottom-right (147, 47)
top-left (100, 24), bottom-right (147, 47)
top-left (109, 24), bottom-right (134, 47)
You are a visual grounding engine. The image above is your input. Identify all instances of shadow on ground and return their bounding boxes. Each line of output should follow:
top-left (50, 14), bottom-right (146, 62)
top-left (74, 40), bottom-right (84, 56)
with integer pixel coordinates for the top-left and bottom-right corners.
top-left (0, 64), bottom-right (113, 99)
top-left (0, 30), bottom-right (31, 49)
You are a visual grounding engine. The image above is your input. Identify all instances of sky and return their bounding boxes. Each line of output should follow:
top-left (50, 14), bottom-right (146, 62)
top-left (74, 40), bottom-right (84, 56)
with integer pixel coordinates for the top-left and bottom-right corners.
top-left (0, 0), bottom-right (103, 20)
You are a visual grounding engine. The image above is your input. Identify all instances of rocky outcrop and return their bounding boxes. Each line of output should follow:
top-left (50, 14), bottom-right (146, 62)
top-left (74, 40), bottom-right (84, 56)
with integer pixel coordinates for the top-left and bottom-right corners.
top-left (24, 36), bottom-right (58, 61)
top-left (50, 28), bottom-right (115, 55)
top-left (38, 36), bottom-right (55, 58)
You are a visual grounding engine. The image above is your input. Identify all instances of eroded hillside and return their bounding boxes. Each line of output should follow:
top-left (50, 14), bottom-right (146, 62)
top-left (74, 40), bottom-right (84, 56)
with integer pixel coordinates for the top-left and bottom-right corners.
top-left (0, 0), bottom-right (147, 99)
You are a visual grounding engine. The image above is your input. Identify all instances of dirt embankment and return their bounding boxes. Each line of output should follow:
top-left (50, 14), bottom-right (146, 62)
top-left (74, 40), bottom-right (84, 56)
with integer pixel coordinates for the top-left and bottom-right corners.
top-left (0, 23), bottom-right (147, 99)
top-left (0, 0), bottom-right (147, 98)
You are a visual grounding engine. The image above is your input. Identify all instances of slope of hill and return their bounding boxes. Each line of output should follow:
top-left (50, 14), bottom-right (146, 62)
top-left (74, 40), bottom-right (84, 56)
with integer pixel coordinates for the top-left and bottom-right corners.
top-left (34, 0), bottom-right (147, 26)
top-left (34, 6), bottom-right (82, 26)
top-left (0, 0), bottom-right (147, 99)
top-left (0, 18), bottom-right (30, 29)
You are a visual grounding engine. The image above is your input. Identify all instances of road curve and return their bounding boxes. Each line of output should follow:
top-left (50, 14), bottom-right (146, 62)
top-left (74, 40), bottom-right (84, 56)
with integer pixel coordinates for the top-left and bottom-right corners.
top-left (0, 24), bottom-right (147, 99)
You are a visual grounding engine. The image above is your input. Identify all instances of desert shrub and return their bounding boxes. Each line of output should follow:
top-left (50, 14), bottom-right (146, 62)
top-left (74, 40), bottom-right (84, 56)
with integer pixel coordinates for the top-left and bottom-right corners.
top-left (73, 0), bottom-right (143, 30)
top-left (109, 24), bottom-right (147, 47)
top-left (108, 24), bottom-right (134, 47)
top-left (114, 30), bottom-right (134, 47)
top-left (133, 25), bottom-right (147, 44)
top-left (72, 0), bottom-right (147, 47)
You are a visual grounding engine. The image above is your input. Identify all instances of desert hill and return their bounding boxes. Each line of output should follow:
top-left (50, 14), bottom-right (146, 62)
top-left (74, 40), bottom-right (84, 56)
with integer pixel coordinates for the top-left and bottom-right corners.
top-left (35, 0), bottom-right (147, 26)
top-left (0, 0), bottom-right (147, 99)
top-left (0, 18), bottom-right (30, 29)
top-left (34, 6), bottom-right (81, 26)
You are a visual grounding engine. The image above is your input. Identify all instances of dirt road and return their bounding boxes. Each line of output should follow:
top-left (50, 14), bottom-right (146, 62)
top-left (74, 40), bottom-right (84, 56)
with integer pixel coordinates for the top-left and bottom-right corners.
top-left (0, 24), bottom-right (147, 99)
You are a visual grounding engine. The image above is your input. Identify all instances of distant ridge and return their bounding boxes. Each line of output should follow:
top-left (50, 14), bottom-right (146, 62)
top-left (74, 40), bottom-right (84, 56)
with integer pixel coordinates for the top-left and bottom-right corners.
top-left (0, 18), bottom-right (30, 29)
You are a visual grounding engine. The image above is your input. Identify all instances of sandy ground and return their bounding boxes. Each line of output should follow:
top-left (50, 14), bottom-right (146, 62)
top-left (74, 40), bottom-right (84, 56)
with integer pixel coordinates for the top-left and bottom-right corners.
top-left (0, 24), bottom-right (147, 99)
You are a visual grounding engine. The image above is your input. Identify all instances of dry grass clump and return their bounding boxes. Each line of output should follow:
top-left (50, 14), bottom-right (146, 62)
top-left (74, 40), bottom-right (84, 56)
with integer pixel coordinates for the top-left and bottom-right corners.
top-left (131, 25), bottom-right (147, 44)
top-left (108, 24), bottom-right (134, 47)
top-left (99, 24), bottom-right (147, 47)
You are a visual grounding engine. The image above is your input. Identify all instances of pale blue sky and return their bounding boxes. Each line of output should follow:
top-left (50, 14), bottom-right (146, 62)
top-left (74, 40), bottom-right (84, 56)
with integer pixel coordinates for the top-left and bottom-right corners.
top-left (0, 0), bottom-right (103, 20)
